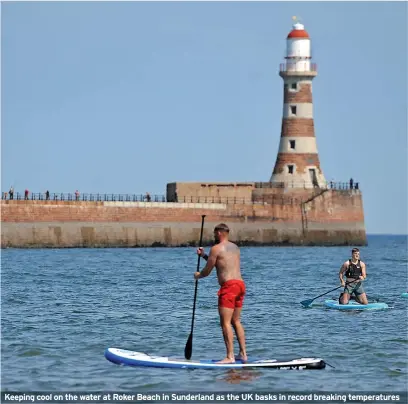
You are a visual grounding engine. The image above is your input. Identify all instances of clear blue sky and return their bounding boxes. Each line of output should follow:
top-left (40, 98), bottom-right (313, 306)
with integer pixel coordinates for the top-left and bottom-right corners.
top-left (1, 1), bottom-right (407, 235)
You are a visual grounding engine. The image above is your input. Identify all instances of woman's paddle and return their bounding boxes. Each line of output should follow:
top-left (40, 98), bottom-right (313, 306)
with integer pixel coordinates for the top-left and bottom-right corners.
top-left (184, 214), bottom-right (206, 360)
top-left (300, 280), bottom-right (356, 308)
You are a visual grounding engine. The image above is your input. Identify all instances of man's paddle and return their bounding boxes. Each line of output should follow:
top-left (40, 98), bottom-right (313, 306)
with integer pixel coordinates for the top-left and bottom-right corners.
top-left (300, 280), bottom-right (357, 308)
top-left (184, 214), bottom-right (206, 360)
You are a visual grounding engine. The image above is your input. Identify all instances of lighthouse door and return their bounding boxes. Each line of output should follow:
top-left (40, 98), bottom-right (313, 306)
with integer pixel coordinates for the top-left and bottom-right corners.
top-left (309, 169), bottom-right (318, 187)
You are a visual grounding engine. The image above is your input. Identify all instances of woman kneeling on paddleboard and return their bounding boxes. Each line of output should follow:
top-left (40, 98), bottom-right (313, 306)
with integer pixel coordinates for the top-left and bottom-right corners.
top-left (338, 248), bottom-right (368, 305)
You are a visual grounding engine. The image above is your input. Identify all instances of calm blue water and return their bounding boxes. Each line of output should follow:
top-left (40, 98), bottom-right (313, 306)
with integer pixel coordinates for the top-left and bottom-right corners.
top-left (1, 235), bottom-right (407, 399)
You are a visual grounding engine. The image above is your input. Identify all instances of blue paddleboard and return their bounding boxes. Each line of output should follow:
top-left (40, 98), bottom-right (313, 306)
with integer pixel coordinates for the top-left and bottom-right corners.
top-left (401, 292), bottom-right (408, 298)
top-left (324, 299), bottom-right (388, 310)
top-left (104, 348), bottom-right (326, 370)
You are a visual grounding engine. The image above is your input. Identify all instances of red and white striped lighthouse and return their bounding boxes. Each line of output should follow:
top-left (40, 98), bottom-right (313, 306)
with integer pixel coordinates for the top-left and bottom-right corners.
top-left (270, 19), bottom-right (326, 188)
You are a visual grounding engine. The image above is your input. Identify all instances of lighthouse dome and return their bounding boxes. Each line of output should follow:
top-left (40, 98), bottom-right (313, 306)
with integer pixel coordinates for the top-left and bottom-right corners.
top-left (287, 23), bottom-right (310, 39)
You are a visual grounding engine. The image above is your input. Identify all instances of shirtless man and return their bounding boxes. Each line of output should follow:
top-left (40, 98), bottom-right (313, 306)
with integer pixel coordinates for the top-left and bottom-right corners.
top-left (338, 248), bottom-right (368, 305)
top-left (194, 223), bottom-right (247, 364)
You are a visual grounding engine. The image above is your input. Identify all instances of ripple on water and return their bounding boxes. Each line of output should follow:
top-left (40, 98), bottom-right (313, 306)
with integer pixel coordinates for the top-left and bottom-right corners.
top-left (18, 348), bottom-right (43, 357)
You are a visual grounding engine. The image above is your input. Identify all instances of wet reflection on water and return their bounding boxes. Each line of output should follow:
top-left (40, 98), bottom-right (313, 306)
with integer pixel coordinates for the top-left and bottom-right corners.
top-left (217, 369), bottom-right (262, 384)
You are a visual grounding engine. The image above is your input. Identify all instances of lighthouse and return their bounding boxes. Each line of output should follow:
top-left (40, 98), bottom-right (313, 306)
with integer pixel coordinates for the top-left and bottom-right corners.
top-left (270, 19), bottom-right (326, 189)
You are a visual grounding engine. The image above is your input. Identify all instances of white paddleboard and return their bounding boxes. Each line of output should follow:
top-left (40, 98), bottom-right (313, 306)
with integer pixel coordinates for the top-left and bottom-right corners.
top-left (104, 348), bottom-right (326, 370)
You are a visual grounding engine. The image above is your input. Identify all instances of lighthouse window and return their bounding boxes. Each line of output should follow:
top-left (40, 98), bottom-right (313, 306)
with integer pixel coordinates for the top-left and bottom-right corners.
top-left (291, 83), bottom-right (297, 90)
top-left (290, 105), bottom-right (297, 115)
top-left (288, 165), bottom-right (294, 174)
top-left (289, 140), bottom-right (296, 149)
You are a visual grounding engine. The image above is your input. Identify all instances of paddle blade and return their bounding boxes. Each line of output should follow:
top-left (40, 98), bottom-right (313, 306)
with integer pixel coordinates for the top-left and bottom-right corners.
top-left (300, 299), bottom-right (314, 308)
top-left (184, 333), bottom-right (193, 360)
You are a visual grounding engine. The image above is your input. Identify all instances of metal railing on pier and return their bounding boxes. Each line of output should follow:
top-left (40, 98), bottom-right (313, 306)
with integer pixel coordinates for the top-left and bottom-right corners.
top-left (1, 192), bottom-right (254, 204)
top-left (254, 181), bottom-right (360, 190)
top-left (0, 192), bottom-right (302, 206)
top-left (1, 192), bottom-right (167, 202)
top-left (2, 181), bottom-right (361, 206)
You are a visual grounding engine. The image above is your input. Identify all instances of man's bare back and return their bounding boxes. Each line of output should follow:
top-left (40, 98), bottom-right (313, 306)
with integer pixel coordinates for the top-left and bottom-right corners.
top-left (213, 241), bottom-right (243, 286)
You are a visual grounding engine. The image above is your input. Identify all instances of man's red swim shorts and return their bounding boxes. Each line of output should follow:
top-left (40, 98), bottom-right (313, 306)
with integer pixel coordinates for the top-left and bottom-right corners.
top-left (218, 279), bottom-right (246, 309)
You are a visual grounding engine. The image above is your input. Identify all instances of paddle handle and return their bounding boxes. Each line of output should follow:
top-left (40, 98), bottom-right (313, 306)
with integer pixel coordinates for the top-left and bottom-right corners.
top-left (314, 280), bottom-right (357, 300)
top-left (189, 215), bottom-right (206, 333)
top-left (196, 216), bottom-right (206, 272)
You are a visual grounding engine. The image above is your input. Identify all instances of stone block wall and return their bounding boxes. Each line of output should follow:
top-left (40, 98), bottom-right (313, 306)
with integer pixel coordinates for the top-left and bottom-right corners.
top-left (1, 189), bottom-right (367, 248)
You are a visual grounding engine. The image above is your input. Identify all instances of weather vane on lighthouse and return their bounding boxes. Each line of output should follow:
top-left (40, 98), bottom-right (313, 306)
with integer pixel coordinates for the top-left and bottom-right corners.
top-left (291, 15), bottom-right (302, 24)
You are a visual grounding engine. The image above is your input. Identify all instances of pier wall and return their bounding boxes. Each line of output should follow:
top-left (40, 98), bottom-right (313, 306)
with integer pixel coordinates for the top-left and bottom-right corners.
top-left (1, 189), bottom-right (366, 248)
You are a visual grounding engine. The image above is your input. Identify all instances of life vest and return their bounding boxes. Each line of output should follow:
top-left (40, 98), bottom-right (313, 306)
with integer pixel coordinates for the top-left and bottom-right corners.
top-left (345, 259), bottom-right (362, 279)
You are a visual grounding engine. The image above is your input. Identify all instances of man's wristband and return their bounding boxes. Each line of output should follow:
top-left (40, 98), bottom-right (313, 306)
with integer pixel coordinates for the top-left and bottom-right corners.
top-left (202, 254), bottom-right (208, 261)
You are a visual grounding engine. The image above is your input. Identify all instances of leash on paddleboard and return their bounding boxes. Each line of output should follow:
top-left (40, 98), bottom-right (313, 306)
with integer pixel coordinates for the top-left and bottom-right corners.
top-left (300, 279), bottom-right (359, 308)
top-left (184, 214), bottom-right (206, 360)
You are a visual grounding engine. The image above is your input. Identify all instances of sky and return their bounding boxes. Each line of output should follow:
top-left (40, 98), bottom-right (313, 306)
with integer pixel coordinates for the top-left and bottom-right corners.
top-left (1, 1), bottom-right (407, 235)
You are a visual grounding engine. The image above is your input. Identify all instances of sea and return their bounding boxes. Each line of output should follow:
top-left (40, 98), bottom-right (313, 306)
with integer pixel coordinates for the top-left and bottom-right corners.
top-left (1, 235), bottom-right (407, 404)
